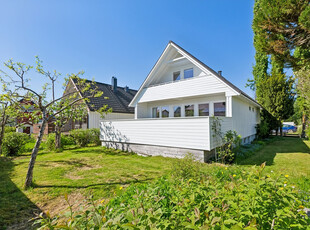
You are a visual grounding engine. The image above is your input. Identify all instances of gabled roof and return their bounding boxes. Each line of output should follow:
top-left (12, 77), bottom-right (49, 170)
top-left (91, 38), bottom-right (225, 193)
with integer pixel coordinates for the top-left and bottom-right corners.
top-left (71, 79), bottom-right (137, 113)
top-left (129, 41), bottom-right (261, 108)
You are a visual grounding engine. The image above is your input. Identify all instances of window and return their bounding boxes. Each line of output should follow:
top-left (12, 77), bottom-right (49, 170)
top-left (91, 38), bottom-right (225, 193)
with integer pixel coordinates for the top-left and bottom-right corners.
top-left (185, 104), bottom-right (194, 117)
top-left (184, 68), bottom-right (193, 79)
top-left (174, 106), bottom-right (181, 117)
top-left (214, 102), bottom-right (226, 116)
top-left (199, 103), bottom-right (209, 116)
top-left (173, 71), bottom-right (181, 81)
top-left (249, 106), bottom-right (251, 111)
top-left (252, 107), bottom-right (254, 112)
top-left (152, 107), bottom-right (160, 118)
top-left (161, 106), bottom-right (169, 118)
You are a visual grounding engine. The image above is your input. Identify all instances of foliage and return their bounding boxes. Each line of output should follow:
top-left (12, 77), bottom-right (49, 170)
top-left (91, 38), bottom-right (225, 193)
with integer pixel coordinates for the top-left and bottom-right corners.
top-left (256, 120), bottom-right (269, 139)
top-left (69, 128), bottom-right (101, 147)
top-left (45, 133), bottom-right (75, 151)
top-left (171, 153), bottom-right (202, 180)
top-left (217, 130), bottom-right (242, 164)
top-left (4, 126), bottom-right (15, 133)
top-left (252, 0), bottom-right (310, 68)
top-left (36, 163), bottom-right (310, 229)
top-left (1, 132), bottom-right (30, 156)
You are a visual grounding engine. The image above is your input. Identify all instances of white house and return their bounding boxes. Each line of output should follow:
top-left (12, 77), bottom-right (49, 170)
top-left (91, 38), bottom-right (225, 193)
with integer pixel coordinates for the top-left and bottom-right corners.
top-left (100, 41), bottom-right (261, 162)
top-left (62, 77), bottom-right (138, 132)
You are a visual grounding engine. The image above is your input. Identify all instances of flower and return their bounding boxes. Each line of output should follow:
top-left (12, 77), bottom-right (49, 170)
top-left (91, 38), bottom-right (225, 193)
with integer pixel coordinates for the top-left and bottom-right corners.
top-left (279, 187), bottom-right (284, 190)
top-left (225, 167), bottom-right (228, 170)
top-left (284, 181), bottom-right (287, 184)
top-left (221, 172), bottom-right (223, 174)
top-left (100, 199), bottom-right (105, 204)
top-left (188, 179), bottom-right (193, 182)
top-left (285, 175), bottom-right (289, 178)
top-left (119, 186), bottom-right (123, 190)
top-left (284, 184), bottom-right (287, 187)
top-left (299, 205), bottom-right (304, 209)
top-left (233, 174), bottom-right (236, 177)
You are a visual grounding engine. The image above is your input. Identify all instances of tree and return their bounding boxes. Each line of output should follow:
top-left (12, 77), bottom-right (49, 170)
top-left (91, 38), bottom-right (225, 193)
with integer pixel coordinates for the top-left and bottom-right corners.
top-left (252, 0), bottom-right (310, 69)
top-left (257, 73), bottom-right (295, 135)
top-left (0, 58), bottom-right (104, 188)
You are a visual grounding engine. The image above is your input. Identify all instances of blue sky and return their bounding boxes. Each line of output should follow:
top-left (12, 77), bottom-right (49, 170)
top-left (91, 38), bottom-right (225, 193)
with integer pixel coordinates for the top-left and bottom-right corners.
top-left (0, 0), bottom-right (255, 99)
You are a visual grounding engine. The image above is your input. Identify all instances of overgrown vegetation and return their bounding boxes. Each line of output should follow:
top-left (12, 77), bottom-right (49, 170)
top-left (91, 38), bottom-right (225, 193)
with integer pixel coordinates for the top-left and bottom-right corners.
top-left (1, 132), bottom-right (32, 156)
top-left (69, 128), bottom-right (101, 147)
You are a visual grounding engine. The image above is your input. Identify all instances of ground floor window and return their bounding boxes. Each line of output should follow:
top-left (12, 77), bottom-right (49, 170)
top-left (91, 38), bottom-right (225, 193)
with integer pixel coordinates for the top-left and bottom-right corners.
top-left (152, 107), bottom-right (160, 118)
top-left (174, 106), bottom-right (181, 117)
top-left (199, 103), bottom-right (209, 116)
top-left (185, 104), bottom-right (194, 117)
top-left (214, 102), bottom-right (226, 116)
top-left (161, 106), bottom-right (169, 118)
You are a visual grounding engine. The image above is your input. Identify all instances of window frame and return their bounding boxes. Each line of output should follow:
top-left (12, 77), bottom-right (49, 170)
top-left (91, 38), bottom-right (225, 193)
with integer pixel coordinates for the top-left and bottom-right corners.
top-left (213, 102), bottom-right (226, 117)
top-left (198, 103), bottom-right (210, 116)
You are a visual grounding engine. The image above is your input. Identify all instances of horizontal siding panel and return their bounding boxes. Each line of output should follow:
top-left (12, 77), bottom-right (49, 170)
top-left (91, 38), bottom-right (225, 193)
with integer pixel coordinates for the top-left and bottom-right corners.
top-left (100, 117), bottom-right (211, 150)
top-left (139, 76), bottom-right (233, 103)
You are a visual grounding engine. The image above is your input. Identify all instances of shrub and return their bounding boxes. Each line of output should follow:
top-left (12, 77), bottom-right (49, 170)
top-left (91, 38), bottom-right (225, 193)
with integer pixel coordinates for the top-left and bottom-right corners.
top-left (256, 120), bottom-right (270, 139)
top-left (2, 132), bottom-right (30, 156)
top-left (69, 129), bottom-right (90, 147)
top-left (69, 128), bottom-right (101, 147)
top-left (4, 126), bottom-right (16, 133)
top-left (45, 133), bottom-right (75, 151)
top-left (36, 163), bottom-right (310, 229)
top-left (171, 153), bottom-right (202, 180)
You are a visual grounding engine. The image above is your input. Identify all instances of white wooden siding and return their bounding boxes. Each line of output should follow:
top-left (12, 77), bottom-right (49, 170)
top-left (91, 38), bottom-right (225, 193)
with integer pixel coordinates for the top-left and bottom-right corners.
top-left (100, 117), bottom-right (211, 150)
top-left (88, 112), bottom-right (134, 129)
top-left (209, 117), bottom-right (233, 150)
top-left (138, 75), bottom-right (237, 103)
top-left (231, 97), bottom-right (260, 139)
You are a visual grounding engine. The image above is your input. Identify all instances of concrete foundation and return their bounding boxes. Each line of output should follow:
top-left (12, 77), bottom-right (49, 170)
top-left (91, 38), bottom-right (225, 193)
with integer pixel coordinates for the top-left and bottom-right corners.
top-left (101, 141), bottom-right (214, 163)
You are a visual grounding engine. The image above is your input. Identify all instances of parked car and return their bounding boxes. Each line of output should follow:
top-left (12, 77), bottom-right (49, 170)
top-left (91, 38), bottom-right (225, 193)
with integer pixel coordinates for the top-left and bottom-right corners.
top-left (282, 124), bottom-right (297, 133)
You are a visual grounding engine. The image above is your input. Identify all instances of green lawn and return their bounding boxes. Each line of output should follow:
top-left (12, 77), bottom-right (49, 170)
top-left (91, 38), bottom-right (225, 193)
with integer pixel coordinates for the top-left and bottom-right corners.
top-left (0, 137), bottom-right (309, 229)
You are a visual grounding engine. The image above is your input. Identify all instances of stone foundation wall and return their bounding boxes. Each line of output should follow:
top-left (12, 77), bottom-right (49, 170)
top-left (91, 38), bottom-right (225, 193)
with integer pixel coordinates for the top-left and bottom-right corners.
top-left (102, 141), bottom-right (214, 163)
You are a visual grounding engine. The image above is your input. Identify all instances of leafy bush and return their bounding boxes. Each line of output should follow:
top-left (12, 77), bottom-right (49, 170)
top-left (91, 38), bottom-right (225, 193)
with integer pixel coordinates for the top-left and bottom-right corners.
top-left (256, 120), bottom-right (270, 139)
top-left (36, 163), bottom-right (309, 229)
top-left (70, 128), bottom-right (101, 147)
top-left (305, 127), bottom-right (310, 140)
top-left (171, 153), bottom-right (202, 180)
top-left (45, 133), bottom-right (75, 151)
top-left (2, 132), bottom-right (30, 156)
top-left (4, 126), bottom-right (16, 133)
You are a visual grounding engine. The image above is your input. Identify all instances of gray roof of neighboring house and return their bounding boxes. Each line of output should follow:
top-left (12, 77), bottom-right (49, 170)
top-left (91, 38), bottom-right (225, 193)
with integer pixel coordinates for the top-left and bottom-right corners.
top-left (72, 79), bottom-right (137, 113)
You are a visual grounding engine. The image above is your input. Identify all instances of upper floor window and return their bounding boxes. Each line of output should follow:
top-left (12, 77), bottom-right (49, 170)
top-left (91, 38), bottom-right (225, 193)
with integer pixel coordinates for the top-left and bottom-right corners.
top-left (199, 103), bottom-right (209, 116)
top-left (152, 107), bottom-right (160, 118)
top-left (185, 104), bottom-right (194, 117)
top-left (173, 71), bottom-right (181, 81)
top-left (214, 102), bottom-right (226, 116)
top-left (174, 106), bottom-right (181, 117)
top-left (161, 106), bottom-right (169, 118)
top-left (184, 68), bottom-right (193, 79)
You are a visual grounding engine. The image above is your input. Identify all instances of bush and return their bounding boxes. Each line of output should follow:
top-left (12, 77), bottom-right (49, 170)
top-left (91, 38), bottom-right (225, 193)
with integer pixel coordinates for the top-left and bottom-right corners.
top-left (171, 153), bottom-right (202, 180)
top-left (256, 120), bottom-right (270, 139)
top-left (36, 163), bottom-right (309, 229)
top-left (4, 126), bottom-right (16, 133)
top-left (45, 133), bottom-right (75, 151)
top-left (2, 132), bottom-right (30, 156)
top-left (70, 128), bottom-right (101, 147)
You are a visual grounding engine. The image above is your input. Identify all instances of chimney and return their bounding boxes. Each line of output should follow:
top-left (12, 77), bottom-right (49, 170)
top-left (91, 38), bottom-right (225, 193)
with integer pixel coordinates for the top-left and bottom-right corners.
top-left (124, 86), bottom-right (129, 93)
top-left (218, 71), bottom-right (222, 76)
top-left (111, 76), bottom-right (117, 92)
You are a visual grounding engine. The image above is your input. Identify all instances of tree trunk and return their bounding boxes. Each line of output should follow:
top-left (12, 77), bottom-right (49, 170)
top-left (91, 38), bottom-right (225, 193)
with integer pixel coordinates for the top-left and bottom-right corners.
top-left (301, 113), bottom-right (306, 138)
top-left (24, 117), bottom-right (47, 189)
top-left (55, 125), bottom-right (61, 150)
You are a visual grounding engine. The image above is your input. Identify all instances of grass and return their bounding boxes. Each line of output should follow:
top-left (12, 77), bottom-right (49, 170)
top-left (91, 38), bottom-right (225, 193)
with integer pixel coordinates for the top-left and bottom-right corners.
top-left (0, 137), bottom-right (309, 228)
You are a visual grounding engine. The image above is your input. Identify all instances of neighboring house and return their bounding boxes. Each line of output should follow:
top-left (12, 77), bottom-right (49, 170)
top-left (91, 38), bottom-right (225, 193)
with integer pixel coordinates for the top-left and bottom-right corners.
top-left (62, 77), bottom-right (138, 132)
top-left (100, 41), bottom-right (262, 162)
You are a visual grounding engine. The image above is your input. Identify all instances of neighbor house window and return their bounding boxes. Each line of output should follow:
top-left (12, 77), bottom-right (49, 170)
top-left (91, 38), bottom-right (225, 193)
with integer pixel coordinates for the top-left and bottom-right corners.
top-left (184, 68), bottom-right (193, 79)
top-left (152, 107), bottom-right (160, 118)
top-left (214, 102), bottom-right (226, 116)
top-left (161, 106), bottom-right (169, 118)
top-left (199, 103), bottom-right (209, 116)
top-left (173, 71), bottom-right (181, 81)
top-left (174, 106), bottom-right (181, 117)
top-left (185, 104), bottom-right (194, 117)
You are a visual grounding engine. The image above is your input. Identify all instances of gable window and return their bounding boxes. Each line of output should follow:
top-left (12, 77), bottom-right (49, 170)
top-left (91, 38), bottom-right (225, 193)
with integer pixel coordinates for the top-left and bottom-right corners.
top-left (199, 103), bottom-right (209, 116)
top-left (214, 102), bottom-right (226, 116)
top-left (174, 106), bottom-right (181, 117)
top-left (184, 68), bottom-right (193, 79)
top-left (152, 107), bottom-right (160, 118)
top-left (173, 71), bottom-right (181, 81)
top-left (185, 104), bottom-right (194, 117)
top-left (161, 106), bottom-right (169, 118)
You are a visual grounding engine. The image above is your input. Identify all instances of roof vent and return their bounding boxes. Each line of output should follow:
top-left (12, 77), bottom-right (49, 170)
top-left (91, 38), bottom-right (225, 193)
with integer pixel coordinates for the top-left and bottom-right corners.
top-left (218, 71), bottom-right (222, 76)
top-left (124, 86), bottom-right (129, 93)
top-left (111, 76), bottom-right (117, 92)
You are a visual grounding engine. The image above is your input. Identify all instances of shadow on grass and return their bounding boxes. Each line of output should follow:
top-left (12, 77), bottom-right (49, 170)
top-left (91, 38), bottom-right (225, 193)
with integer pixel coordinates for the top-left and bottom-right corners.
top-left (33, 177), bottom-right (153, 189)
top-left (237, 137), bottom-right (310, 166)
top-left (71, 147), bottom-right (136, 156)
top-left (0, 157), bottom-right (42, 230)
